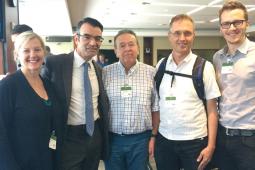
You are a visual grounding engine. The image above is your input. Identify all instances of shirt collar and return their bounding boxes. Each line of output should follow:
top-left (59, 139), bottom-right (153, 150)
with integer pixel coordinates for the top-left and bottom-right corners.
top-left (74, 50), bottom-right (93, 68)
top-left (118, 60), bottom-right (139, 75)
top-left (220, 38), bottom-right (250, 56)
top-left (168, 51), bottom-right (193, 65)
top-left (238, 38), bottom-right (249, 54)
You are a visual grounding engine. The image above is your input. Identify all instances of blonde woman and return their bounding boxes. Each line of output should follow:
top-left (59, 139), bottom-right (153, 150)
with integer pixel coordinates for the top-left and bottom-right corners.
top-left (0, 32), bottom-right (61, 170)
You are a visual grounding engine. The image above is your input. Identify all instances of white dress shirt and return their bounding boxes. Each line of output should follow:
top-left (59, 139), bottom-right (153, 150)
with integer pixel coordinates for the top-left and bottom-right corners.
top-left (67, 50), bottom-right (99, 125)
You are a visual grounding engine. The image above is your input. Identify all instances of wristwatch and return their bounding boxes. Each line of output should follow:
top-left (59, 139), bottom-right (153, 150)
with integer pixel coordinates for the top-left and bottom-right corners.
top-left (151, 133), bottom-right (157, 138)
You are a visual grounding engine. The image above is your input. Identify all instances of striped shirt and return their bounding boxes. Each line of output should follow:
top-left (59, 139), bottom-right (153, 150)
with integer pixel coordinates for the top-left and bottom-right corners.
top-left (103, 61), bottom-right (159, 134)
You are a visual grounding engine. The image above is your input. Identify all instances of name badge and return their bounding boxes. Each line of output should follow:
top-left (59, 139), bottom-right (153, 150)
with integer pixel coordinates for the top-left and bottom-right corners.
top-left (165, 96), bottom-right (176, 106)
top-left (49, 130), bottom-right (57, 150)
top-left (221, 62), bottom-right (234, 74)
top-left (121, 86), bottom-right (132, 98)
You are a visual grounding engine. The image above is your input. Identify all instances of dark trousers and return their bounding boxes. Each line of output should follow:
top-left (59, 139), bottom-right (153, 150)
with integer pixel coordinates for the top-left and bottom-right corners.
top-left (60, 120), bottom-right (102, 170)
top-left (155, 133), bottom-right (210, 170)
top-left (212, 125), bottom-right (255, 170)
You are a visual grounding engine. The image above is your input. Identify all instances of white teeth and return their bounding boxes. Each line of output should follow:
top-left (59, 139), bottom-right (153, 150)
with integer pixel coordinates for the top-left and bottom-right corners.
top-left (28, 60), bottom-right (38, 63)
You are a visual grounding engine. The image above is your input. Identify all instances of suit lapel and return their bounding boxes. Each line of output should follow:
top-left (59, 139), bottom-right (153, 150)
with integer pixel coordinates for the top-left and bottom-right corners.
top-left (92, 60), bottom-right (102, 89)
top-left (62, 53), bottom-right (74, 108)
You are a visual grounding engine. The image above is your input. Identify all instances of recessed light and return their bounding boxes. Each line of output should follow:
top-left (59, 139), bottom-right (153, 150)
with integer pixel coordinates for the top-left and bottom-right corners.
top-left (195, 21), bottom-right (206, 24)
top-left (210, 18), bottom-right (219, 23)
top-left (142, 2), bottom-right (151, 5)
top-left (158, 23), bottom-right (167, 26)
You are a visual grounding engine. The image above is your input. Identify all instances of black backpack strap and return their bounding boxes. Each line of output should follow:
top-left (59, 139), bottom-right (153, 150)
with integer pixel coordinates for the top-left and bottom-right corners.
top-left (164, 70), bottom-right (192, 78)
top-left (155, 55), bottom-right (206, 110)
top-left (192, 56), bottom-right (206, 108)
top-left (154, 56), bottom-right (169, 97)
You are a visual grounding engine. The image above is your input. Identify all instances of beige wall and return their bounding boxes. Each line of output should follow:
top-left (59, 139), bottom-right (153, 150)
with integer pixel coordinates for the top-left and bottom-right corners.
top-left (153, 36), bottom-right (225, 65)
top-left (101, 36), bottom-right (144, 62)
top-left (44, 41), bottom-right (73, 55)
top-left (42, 35), bottom-right (226, 66)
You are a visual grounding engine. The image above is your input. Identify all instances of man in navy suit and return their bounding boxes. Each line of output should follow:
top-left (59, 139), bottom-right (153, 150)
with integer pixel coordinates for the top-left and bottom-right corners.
top-left (41, 17), bottom-right (109, 170)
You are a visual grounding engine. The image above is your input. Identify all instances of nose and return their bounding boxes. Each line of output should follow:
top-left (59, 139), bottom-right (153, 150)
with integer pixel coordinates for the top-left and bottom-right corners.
top-left (29, 50), bottom-right (37, 56)
top-left (179, 33), bottom-right (186, 40)
top-left (125, 45), bottom-right (131, 50)
top-left (88, 38), bottom-right (97, 45)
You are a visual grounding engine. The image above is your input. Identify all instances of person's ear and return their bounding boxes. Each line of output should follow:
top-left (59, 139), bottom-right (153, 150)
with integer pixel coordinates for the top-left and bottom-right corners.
top-left (73, 33), bottom-right (80, 47)
top-left (246, 20), bottom-right (250, 28)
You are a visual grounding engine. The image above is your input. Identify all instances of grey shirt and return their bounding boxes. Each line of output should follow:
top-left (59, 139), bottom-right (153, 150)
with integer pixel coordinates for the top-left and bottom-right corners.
top-left (213, 38), bottom-right (255, 129)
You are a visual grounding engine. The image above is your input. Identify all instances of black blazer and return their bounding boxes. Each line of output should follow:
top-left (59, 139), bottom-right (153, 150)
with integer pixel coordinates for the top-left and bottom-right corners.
top-left (0, 71), bottom-right (61, 170)
top-left (41, 52), bottom-right (109, 160)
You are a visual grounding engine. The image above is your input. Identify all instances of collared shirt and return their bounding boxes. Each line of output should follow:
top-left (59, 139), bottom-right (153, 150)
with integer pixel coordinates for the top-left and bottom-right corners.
top-left (213, 38), bottom-right (255, 129)
top-left (102, 61), bottom-right (159, 135)
top-left (67, 50), bottom-right (99, 125)
top-left (157, 52), bottom-right (220, 140)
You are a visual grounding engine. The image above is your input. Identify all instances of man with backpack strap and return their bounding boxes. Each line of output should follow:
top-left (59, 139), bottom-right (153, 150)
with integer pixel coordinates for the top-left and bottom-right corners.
top-left (155, 55), bottom-right (207, 109)
top-left (154, 14), bottom-right (220, 170)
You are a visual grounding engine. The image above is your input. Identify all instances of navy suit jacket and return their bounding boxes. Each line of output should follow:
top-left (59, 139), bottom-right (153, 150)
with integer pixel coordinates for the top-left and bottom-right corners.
top-left (41, 52), bottom-right (109, 160)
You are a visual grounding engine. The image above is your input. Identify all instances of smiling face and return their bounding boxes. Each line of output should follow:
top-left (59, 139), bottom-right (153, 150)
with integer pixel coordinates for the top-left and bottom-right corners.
top-left (74, 23), bottom-right (103, 61)
top-left (220, 9), bottom-right (248, 46)
top-left (168, 19), bottom-right (195, 57)
top-left (17, 38), bottom-right (45, 73)
top-left (114, 33), bottom-right (139, 70)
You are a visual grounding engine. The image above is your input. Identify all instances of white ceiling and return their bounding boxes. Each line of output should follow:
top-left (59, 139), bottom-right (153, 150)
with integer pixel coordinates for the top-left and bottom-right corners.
top-left (18, 0), bottom-right (255, 36)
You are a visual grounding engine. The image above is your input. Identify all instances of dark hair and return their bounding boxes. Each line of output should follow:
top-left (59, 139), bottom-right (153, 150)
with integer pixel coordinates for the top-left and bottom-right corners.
top-left (11, 24), bottom-right (33, 35)
top-left (169, 14), bottom-right (195, 30)
top-left (114, 29), bottom-right (139, 48)
top-left (219, 1), bottom-right (248, 23)
top-left (45, 45), bottom-right (51, 52)
top-left (77, 17), bottom-right (103, 33)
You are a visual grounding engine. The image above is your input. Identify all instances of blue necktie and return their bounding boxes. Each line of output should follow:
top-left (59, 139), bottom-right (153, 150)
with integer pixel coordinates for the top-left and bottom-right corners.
top-left (83, 62), bottom-right (94, 136)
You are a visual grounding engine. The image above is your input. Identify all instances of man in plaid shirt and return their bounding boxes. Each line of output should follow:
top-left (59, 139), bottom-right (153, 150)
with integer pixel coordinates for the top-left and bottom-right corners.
top-left (103, 29), bottom-right (159, 170)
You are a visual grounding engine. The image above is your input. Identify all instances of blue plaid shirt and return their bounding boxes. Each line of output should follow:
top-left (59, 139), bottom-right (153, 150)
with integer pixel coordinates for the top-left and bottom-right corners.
top-left (103, 61), bottom-right (159, 134)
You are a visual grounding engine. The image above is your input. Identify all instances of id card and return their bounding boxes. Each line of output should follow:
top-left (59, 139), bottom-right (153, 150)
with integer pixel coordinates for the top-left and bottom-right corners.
top-left (221, 62), bottom-right (234, 74)
top-left (165, 96), bottom-right (176, 106)
top-left (121, 85), bottom-right (132, 98)
top-left (49, 131), bottom-right (57, 150)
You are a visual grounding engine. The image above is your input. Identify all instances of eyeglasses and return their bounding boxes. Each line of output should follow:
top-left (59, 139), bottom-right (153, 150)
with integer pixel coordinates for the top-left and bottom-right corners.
top-left (169, 31), bottom-right (193, 38)
top-left (78, 33), bottom-right (104, 43)
top-left (220, 20), bottom-right (246, 29)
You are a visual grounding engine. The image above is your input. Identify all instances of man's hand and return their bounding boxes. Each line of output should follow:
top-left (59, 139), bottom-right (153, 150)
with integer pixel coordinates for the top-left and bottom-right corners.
top-left (148, 137), bottom-right (155, 158)
top-left (197, 146), bottom-right (215, 170)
